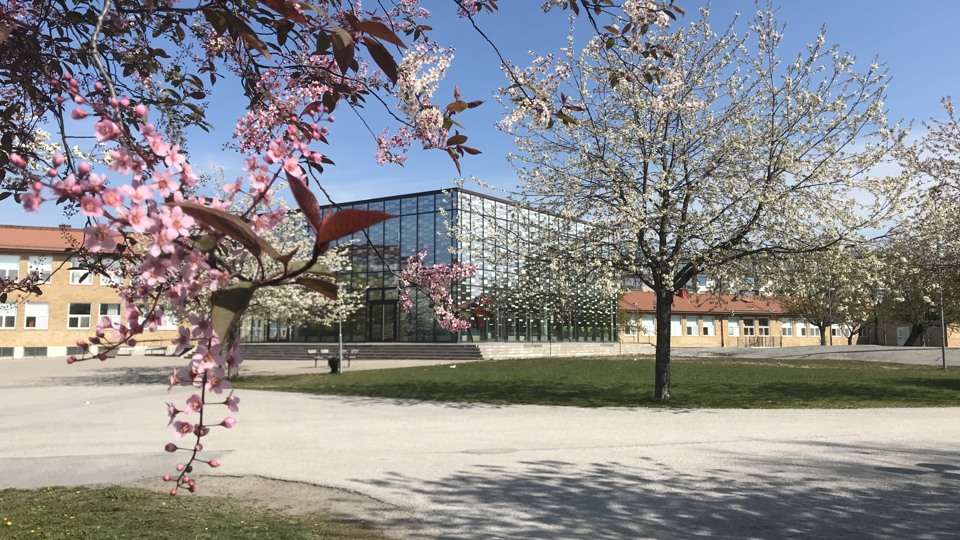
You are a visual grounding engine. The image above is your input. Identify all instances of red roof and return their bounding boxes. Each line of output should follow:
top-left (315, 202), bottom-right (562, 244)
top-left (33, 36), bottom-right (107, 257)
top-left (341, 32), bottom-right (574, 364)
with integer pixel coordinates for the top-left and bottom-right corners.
top-left (621, 290), bottom-right (786, 316)
top-left (0, 225), bottom-right (84, 253)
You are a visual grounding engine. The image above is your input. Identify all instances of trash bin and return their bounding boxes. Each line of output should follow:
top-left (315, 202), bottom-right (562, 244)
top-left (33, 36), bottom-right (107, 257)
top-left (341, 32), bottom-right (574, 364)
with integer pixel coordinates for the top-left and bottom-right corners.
top-left (328, 356), bottom-right (341, 374)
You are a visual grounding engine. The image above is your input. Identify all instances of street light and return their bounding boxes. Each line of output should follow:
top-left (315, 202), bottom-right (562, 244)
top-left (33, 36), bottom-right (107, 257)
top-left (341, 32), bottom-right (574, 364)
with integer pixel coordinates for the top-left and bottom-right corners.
top-left (630, 302), bottom-right (640, 343)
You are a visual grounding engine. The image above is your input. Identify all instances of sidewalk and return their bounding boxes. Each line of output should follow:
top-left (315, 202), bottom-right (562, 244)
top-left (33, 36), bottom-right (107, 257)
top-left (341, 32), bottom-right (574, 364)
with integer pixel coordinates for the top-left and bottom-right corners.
top-left (0, 354), bottom-right (473, 388)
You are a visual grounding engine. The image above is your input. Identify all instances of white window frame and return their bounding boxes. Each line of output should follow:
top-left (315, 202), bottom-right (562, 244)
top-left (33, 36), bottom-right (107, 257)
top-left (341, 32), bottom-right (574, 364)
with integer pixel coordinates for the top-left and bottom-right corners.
top-left (99, 303), bottom-right (122, 327)
top-left (68, 303), bottom-right (92, 329)
top-left (625, 314), bottom-right (638, 336)
top-left (810, 325), bottom-right (822, 337)
top-left (685, 317), bottom-right (699, 336)
top-left (797, 319), bottom-right (807, 337)
top-left (702, 316), bottom-right (715, 336)
top-left (641, 315), bottom-right (655, 336)
top-left (27, 256), bottom-right (52, 283)
top-left (0, 302), bottom-right (16, 329)
top-left (831, 324), bottom-right (842, 337)
top-left (670, 315), bottom-right (682, 337)
top-left (781, 318), bottom-right (794, 337)
top-left (742, 318), bottom-right (756, 336)
top-left (728, 317), bottom-right (740, 337)
top-left (0, 255), bottom-right (19, 280)
top-left (24, 302), bottom-right (49, 330)
top-left (69, 258), bottom-right (92, 285)
top-left (758, 318), bottom-right (770, 337)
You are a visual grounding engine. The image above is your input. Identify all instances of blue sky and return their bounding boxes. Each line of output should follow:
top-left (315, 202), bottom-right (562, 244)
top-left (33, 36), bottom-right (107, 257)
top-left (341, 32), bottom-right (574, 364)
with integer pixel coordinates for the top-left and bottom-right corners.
top-left (16, 0), bottom-right (960, 228)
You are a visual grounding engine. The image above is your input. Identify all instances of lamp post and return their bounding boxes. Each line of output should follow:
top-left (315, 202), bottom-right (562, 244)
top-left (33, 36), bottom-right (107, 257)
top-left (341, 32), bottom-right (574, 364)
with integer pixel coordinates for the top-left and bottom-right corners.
top-left (631, 302), bottom-right (640, 343)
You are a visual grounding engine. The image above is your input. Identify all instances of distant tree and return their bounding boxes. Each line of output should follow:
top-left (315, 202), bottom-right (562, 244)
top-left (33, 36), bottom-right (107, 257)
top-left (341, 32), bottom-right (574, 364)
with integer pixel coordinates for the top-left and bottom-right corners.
top-left (768, 243), bottom-right (885, 345)
top-left (501, 5), bottom-right (904, 399)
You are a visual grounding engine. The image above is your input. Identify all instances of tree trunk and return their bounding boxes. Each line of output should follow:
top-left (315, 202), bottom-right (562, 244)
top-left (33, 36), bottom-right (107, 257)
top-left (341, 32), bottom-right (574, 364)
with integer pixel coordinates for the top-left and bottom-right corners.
top-left (818, 324), bottom-right (828, 346)
top-left (903, 324), bottom-right (927, 347)
top-left (654, 287), bottom-right (674, 401)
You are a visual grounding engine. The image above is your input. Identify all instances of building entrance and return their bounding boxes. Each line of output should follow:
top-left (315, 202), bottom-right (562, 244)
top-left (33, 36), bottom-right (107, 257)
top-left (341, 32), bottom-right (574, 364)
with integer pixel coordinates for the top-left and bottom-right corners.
top-left (367, 300), bottom-right (398, 342)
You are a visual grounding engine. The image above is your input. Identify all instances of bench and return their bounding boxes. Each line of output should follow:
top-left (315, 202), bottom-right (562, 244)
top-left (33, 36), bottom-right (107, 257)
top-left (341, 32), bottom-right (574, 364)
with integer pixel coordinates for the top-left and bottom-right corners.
top-left (145, 346), bottom-right (168, 356)
top-left (307, 349), bottom-right (330, 369)
top-left (306, 348), bottom-right (360, 372)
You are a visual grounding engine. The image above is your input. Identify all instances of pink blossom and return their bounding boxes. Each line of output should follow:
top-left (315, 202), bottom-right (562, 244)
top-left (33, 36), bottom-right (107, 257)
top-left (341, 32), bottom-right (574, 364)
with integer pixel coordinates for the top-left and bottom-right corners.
top-left (9, 153), bottom-right (26, 168)
top-left (100, 187), bottom-right (125, 209)
top-left (172, 326), bottom-right (192, 355)
top-left (71, 108), bottom-right (89, 120)
top-left (205, 368), bottom-right (229, 394)
top-left (79, 195), bottom-right (103, 217)
top-left (183, 394), bottom-right (203, 414)
top-left (172, 421), bottom-right (193, 438)
top-left (124, 204), bottom-right (155, 233)
top-left (221, 417), bottom-right (236, 429)
top-left (160, 205), bottom-right (194, 240)
top-left (225, 393), bottom-right (240, 413)
top-left (94, 119), bottom-right (121, 142)
top-left (83, 223), bottom-right (120, 252)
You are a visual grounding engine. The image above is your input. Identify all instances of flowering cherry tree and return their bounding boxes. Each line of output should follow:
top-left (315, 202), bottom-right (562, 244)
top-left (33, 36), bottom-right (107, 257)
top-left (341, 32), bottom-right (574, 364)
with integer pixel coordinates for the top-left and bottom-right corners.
top-left (398, 248), bottom-right (477, 334)
top-left (501, 6), bottom-right (906, 399)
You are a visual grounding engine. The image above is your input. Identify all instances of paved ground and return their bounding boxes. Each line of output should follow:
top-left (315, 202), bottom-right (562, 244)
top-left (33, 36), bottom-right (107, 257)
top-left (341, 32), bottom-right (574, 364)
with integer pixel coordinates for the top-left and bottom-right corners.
top-left (2, 349), bottom-right (960, 539)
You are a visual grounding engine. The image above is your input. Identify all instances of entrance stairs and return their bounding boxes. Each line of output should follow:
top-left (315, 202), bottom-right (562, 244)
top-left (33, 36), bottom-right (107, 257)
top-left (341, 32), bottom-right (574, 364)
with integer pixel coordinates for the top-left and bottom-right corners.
top-left (239, 342), bottom-right (483, 362)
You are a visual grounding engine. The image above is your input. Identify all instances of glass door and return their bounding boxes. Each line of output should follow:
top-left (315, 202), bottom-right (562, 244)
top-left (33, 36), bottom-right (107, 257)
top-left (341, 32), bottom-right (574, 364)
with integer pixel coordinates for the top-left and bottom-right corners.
top-left (367, 300), bottom-right (398, 341)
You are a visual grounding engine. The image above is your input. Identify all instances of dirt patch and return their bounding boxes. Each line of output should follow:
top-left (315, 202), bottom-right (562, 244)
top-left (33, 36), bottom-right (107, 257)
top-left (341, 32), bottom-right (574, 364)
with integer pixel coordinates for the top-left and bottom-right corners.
top-left (130, 475), bottom-right (427, 539)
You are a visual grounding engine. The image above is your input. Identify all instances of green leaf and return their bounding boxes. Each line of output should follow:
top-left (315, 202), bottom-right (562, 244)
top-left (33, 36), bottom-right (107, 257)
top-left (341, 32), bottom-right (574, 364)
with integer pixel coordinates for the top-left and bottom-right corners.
top-left (168, 202), bottom-right (281, 260)
top-left (211, 281), bottom-right (258, 340)
top-left (295, 277), bottom-right (338, 300)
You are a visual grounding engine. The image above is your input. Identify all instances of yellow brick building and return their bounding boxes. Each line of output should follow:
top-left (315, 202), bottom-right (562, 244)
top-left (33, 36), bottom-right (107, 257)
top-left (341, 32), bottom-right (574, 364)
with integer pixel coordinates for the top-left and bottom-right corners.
top-left (0, 225), bottom-right (180, 358)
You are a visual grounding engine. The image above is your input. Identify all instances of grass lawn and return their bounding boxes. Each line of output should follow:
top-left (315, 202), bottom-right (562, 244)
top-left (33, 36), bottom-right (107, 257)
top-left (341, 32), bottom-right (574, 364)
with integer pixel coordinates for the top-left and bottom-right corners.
top-left (236, 356), bottom-right (960, 408)
top-left (0, 486), bottom-right (389, 540)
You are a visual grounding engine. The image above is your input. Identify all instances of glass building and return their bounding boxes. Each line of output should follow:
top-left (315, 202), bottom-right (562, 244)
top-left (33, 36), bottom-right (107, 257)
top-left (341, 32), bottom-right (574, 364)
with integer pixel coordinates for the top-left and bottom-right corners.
top-left (245, 188), bottom-right (619, 343)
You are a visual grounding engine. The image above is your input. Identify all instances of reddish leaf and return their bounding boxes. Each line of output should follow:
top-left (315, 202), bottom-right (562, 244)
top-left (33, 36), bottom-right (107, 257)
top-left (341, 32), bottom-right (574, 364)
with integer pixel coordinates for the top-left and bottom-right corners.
top-left (362, 36), bottom-right (398, 83)
top-left (446, 133), bottom-right (468, 146)
top-left (460, 145), bottom-right (481, 155)
top-left (168, 202), bottom-right (281, 260)
top-left (355, 20), bottom-right (406, 48)
top-left (286, 171), bottom-right (325, 240)
top-left (260, 0), bottom-right (307, 23)
top-left (316, 208), bottom-right (394, 245)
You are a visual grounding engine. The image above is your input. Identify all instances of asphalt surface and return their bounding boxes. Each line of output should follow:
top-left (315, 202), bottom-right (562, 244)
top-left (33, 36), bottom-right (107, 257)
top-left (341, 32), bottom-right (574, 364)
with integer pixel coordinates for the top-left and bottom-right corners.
top-left (2, 349), bottom-right (960, 539)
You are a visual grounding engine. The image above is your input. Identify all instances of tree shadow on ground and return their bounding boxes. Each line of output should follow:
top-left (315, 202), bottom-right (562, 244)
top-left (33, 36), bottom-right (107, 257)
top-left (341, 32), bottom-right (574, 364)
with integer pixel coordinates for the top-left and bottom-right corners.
top-left (34, 367), bottom-right (174, 387)
top-left (363, 442), bottom-right (960, 539)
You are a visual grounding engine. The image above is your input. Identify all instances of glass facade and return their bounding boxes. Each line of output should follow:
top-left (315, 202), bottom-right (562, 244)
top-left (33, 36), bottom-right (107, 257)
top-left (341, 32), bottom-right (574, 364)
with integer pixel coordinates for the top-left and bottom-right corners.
top-left (244, 188), bottom-right (618, 343)
top-left (331, 189), bottom-right (617, 343)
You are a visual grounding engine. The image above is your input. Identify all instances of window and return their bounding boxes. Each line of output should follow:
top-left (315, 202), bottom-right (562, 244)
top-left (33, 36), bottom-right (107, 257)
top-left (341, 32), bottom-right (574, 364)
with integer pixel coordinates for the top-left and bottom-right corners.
top-left (68, 303), bottom-right (92, 329)
top-left (831, 325), bottom-right (842, 337)
top-left (24, 302), bottom-right (49, 329)
top-left (742, 318), bottom-right (756, 336)
top-left (729, 317), bottom-right (740, 337)
top-left (100, 264), bottom-right (123, 286)
top-left (0, 255), bottom-right (19, 280)
top-left (685, 317), bottom-right (699, 336)
top-left (28, 256), bottom-right (51, 283)
top-left (797, 319), bottom-right (807, 337)
top-left (0, 303), bottom-right (15, 328)
top-left (781, 318), bottom-right (794, 337)
top-left (625, 315), bottom-right (638, 336)
top-left (641, 315), bottom-right (655, 336)
top-left (670, 315), bottom-right (682, 336)
top-left (100, 303), bottom-right (121, 327)
top-left (70, 258), bottom-right (92, 285)
top-left (810, 325), bottom-right (821, 337)
top-left (758, 318), bottom-right (770, 336)
top-left (23, 347), bottom-right (47, 357)
top-left (702, 316), bottom-right (714, 336)
top-left (859, 327), bottom-right (870, 338)
top-left (0, 347), bottom-right (13, 357)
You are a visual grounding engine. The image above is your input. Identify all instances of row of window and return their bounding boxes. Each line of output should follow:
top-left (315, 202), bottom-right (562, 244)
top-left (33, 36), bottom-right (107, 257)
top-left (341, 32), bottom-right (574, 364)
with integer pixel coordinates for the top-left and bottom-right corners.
top-left (0, 255), bottom-right (121, 286)
top-left (624, 315), bottom-right (843, 338)
top-left (0, 302), bottom-right (121, 330)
